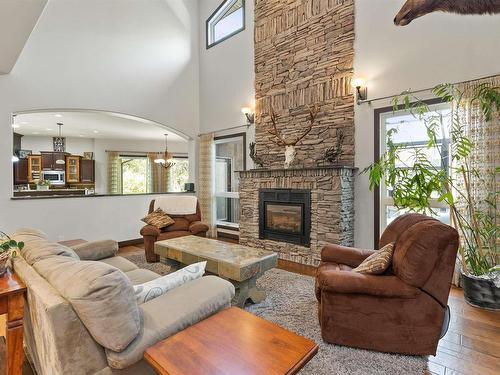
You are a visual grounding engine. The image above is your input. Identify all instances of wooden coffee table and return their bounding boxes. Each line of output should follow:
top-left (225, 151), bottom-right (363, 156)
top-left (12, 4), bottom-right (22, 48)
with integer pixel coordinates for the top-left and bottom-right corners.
top-left (144, 307), bottom-right (318, 375)
top-left (154, 236), bottom-right (278, 307)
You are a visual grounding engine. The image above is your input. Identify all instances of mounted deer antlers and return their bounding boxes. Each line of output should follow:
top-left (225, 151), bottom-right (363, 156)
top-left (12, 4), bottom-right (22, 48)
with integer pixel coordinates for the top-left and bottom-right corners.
top-left (267, 105), bottom-right (320, 147)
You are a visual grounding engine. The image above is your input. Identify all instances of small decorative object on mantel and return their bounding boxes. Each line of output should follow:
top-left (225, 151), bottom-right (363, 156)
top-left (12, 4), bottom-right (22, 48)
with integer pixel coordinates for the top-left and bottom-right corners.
top-left (268, 105), bottom-right (320, 169)
top-left (249, 142), bottom-right (265, 168)
top-left (0, 231), bottom-right (24, 277)
top-left (318, 129), bottom-right (344, 166)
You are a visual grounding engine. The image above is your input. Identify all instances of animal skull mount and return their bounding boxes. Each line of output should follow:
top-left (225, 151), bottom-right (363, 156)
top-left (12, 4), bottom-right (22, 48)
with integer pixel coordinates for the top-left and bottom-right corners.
top-left (394, 0), bottom-right (500, 26)
top-left (268, 105), bottom-right (320, 169)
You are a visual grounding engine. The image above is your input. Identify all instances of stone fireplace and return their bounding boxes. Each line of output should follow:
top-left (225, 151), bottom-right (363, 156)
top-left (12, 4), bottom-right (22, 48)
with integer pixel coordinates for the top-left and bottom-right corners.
top-left (239, 167), bottom-right (355, 266)
top-left (259, 189), bottom-right (311, 246)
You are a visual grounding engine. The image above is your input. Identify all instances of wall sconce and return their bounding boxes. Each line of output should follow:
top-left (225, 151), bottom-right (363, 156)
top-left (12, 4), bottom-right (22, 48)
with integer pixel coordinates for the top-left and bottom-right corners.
top-left (352, 78), bottom-right (368, 104)
top-left (241, 107), bottom-right (255, 125)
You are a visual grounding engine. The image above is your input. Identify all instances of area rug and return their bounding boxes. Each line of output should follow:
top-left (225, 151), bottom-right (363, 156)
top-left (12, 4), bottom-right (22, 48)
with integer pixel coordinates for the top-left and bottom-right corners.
top-left (123, 253), bottom-right (428, 375)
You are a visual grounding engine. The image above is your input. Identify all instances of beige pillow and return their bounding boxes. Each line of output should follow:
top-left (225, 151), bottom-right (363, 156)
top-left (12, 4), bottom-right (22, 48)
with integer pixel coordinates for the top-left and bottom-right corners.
top-left (353, 242), bottom-right (395, 275)
top-left (34, 256), bottom-right (140, 352)
top-left (142, 208), bottom-right (175, 229)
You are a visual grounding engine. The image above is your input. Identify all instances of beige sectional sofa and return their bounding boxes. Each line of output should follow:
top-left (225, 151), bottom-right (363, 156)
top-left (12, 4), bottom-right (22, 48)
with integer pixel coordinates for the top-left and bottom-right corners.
top-left (11, 229), bottom-right (235, 375)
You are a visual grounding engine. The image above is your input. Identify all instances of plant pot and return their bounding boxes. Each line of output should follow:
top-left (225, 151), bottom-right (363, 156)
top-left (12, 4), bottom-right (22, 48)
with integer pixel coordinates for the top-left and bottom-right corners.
top-left (461, 272), bottom-right (500, 311)
top-left (37, 185), bottom-right (49, 191)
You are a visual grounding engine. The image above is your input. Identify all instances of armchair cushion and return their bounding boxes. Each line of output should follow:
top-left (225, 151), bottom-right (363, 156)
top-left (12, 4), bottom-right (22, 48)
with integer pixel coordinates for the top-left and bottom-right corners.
top-left (189, 221), bottom-right (209, 235)
top-left (353, 242), bottom-right (395, 275)
top-left (321, 244), bottom-right (377, 268)
top-left (317, 270), bottom-right (420, 298)
top-left (105, 275), bottom-right (235, 369)
top-left (141, 208), bottom-right (175, 229)
top-left (71, 240), bottom-right (119, 261)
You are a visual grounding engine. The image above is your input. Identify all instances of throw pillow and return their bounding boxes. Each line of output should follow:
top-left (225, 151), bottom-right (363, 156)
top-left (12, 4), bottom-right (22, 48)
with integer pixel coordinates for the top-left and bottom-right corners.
top-left (141, 208), bottom-right (175, 229)
top-left (134, 261), bottom-right (207, 304)
top-left (353, 242), bottom-right (395, 275)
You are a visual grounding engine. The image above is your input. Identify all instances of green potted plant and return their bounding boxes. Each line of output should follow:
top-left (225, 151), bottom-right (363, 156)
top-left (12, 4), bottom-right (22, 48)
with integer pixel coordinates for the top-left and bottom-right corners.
top-left (36, 179), bottom-right (51, 191)
top-left (364, 83), bottom-right (499, 310)
top-left (0, 232), bottom-right (24, 277)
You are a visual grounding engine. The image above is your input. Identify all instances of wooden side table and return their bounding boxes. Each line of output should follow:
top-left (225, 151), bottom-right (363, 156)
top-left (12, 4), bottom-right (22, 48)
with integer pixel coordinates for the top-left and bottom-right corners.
top-left (0, 269), bottom-right (27, 375)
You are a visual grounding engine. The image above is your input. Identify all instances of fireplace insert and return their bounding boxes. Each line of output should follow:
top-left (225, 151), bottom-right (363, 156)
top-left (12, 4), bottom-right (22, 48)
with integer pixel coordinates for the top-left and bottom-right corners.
top-left (259, 189), bottom-right (311, 246)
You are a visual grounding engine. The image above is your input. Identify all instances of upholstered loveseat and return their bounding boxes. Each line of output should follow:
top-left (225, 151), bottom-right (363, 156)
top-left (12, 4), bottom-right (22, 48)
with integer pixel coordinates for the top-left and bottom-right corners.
top-left (11, 229), bottom-right (234, 375)
top-left (140, 198), bottom-right (209, 263)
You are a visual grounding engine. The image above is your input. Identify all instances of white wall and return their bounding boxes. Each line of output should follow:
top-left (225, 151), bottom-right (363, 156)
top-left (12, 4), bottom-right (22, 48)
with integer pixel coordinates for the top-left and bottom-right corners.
top-left (353, 0), bottom-right (500, 248)
top-left (0, 0), bottom-right (200, 242)
top-left (21, 136), bottom-right (95, 156)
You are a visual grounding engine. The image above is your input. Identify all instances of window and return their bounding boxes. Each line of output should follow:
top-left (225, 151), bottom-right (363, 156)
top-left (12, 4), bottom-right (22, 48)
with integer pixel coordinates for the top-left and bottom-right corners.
top-left (121, 155), bottom-right (150, 194)
top-left (168, 156), bottom-right (190, 192)
top-left (206, 0), bottom-right (245, 48)
top-left (215, 133), bottom-right (246, 226)
top-left (376, 101), bottom-right (451, 241)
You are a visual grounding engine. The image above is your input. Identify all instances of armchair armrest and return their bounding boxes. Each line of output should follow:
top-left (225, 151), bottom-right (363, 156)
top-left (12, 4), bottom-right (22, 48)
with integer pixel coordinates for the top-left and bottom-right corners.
top-left (321, 244), bottom-right (377, 267)
top-left (189, 221), bottom-right (209, 235)
top-left (70, 240), bottom-right (119, 261)
top-left (317, 270), bottom-right (419, 299)
top-left (140, 225), bottom-right (161, 238)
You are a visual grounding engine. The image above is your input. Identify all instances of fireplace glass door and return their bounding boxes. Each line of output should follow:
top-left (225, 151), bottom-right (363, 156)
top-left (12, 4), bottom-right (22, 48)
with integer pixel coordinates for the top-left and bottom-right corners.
top-left (265, 203), bottom-right (303, 234)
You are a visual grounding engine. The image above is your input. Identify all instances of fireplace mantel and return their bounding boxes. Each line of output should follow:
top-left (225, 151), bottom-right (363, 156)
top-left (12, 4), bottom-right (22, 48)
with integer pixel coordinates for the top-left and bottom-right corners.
top-left (238, 166), bottom-right (356, 266)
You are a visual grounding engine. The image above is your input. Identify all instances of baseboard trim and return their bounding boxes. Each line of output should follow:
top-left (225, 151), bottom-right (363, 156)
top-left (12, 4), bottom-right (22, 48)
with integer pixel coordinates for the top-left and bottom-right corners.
top-left (277, 259), bottom-right (317, 277)
top-left (119, 238), bottom-right (144, 247)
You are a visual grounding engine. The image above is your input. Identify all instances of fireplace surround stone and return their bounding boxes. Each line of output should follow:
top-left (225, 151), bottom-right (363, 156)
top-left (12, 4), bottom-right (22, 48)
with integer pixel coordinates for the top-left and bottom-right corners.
top-left (239, 166), bottom-right (356, 266)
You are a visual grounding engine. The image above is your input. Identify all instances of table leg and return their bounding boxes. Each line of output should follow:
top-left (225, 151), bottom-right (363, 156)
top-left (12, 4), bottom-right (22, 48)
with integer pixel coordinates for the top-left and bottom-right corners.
top-left (7, 293), bottom-right (24, 375)
top-left (231, 277), bottom-right (267, 307)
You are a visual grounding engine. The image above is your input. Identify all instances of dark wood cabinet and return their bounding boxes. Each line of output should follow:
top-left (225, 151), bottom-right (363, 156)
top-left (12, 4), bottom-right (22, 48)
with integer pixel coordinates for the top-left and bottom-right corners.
top-left (13, 159), bottom-right (28, 184)
top-left (41, 152), bottom-right (67, 171)
top-left (80, 159), bottom-right (95, 183)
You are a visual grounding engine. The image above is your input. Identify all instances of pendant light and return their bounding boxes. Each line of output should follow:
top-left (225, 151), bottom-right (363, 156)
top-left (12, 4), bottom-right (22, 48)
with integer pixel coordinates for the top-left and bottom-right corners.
top-left (54, 123), bottom-right (66, 165)
top-left (154, 134), bottom-right (174, 169)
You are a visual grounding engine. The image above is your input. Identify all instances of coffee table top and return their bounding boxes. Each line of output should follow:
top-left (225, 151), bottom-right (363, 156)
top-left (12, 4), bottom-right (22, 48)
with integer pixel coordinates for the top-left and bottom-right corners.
top-left (144, 307), bottom-right (318, 375)
top-left (155, 236), bottom-right (277, 282)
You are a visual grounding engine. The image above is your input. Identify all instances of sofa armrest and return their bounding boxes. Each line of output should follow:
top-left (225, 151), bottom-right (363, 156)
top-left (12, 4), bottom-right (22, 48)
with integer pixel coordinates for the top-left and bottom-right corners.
top-left (189, 221), bottom-right (209, 235)
top-left (317, 270), bottom-right (419, 299)
top-left (70, 240), bottom-right (119, 261)
top-left (140, 225), bottom-right (161, 238)
top-left (105, 276), bottom-right (234, 369)
top-left (321, 244), bottom-right (377, 267)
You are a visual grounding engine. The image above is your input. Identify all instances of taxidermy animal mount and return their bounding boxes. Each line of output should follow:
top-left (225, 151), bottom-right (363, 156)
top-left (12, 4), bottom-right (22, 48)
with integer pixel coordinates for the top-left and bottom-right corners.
top-left (268, 105), bottom-right (320, 169)
top-left (249, 142), bottom-right (265, 168)
top-left (395, 0), bottom-right (500, 26)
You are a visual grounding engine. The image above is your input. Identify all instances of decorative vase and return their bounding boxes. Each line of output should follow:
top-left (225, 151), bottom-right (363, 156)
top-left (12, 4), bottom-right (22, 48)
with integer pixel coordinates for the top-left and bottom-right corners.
top-left (461, 271), bottom-right (500, 311)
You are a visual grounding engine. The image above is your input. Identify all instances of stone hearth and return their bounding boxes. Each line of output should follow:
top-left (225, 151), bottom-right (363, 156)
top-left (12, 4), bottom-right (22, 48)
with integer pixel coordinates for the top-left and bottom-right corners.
top-left (238, 166), bottom-right (355, 266)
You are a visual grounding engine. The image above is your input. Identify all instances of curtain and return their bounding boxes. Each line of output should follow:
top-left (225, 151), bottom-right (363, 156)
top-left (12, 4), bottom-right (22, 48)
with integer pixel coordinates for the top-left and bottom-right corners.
top-left (198, 134), bottom-right (216, 237)
top-left (148, 153), bottom-right (171, 193)
top-left (107, 151), bottom-right (122, 194)
top-left (451, 75), bottom-right (500, 286)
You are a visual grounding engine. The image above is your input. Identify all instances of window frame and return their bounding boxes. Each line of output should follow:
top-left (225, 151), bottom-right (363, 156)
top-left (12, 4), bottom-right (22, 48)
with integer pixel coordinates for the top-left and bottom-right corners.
top-left (119, 154), bottom-right (150, 195)
top-left (373, 98), bottom-right (449, 248)
top-left (206, 0), bottom-right (246, 49)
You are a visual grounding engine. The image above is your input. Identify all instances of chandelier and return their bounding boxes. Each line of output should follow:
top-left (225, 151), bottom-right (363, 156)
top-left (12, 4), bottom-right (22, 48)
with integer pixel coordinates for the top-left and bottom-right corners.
top-left (154, 134), bottom-right (174, 169)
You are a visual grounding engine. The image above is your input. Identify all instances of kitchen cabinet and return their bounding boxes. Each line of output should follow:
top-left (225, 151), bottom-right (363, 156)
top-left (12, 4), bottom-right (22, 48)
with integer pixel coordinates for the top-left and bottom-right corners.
top-left (66, 156), bottom-right (80, 183)
top-left (41, 152), bottom-right (67, 171)
top-left (80, 159), bottom-right (95, 183)
top-left (28, 156), bottom-right (42, 182)
top-left (13, 159), bottom-right (28, 184)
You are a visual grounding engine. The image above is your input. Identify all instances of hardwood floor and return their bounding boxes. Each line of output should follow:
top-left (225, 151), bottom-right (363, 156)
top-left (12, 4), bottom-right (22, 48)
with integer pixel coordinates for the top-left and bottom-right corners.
top-left (1, 242), bottom-right (498, 375)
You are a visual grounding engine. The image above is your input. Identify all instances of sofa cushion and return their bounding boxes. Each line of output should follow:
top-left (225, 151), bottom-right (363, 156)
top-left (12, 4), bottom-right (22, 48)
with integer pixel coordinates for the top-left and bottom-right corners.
top-left (70, 240), bottom-right (119, 261)
top-left (163, 218), bottom-right (190, 232)
top-left (142, 208), bottom-right (175, 229)
top-left (125, 269), bottom-right (160, 285)
top-left (33, 256), bottom-right (141, 352)
top-left (11, 228), bottom-right (48, 243)
top-left (106, 275), bottom-right (235, 369)
top-left (134, 262), bottom-right (206, 304)
top-left (100, 256), bottom-right (138, 273)
top-left (10, 234), bottom-right (80, 266)
top-left (353, 242), bottom-right (395, 275)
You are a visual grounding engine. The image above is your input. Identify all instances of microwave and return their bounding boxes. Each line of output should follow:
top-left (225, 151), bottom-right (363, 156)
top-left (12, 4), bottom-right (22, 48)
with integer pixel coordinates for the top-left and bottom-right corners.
top-left (42, 171), bottom-right (65, 185)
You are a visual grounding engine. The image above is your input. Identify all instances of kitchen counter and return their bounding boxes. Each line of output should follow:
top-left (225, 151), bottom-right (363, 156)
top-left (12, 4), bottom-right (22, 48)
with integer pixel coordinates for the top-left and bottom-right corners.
top-left (11, 191), bottom-right (196, 200)
top-left (13, 189), bottom-right (89, 198)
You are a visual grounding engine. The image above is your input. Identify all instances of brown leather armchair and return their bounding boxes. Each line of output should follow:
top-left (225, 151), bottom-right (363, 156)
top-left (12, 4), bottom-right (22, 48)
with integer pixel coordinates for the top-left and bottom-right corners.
top-left (315, 213), bottom-right (459, 355)
top-left (140, 199), bottom-right (209, 263)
